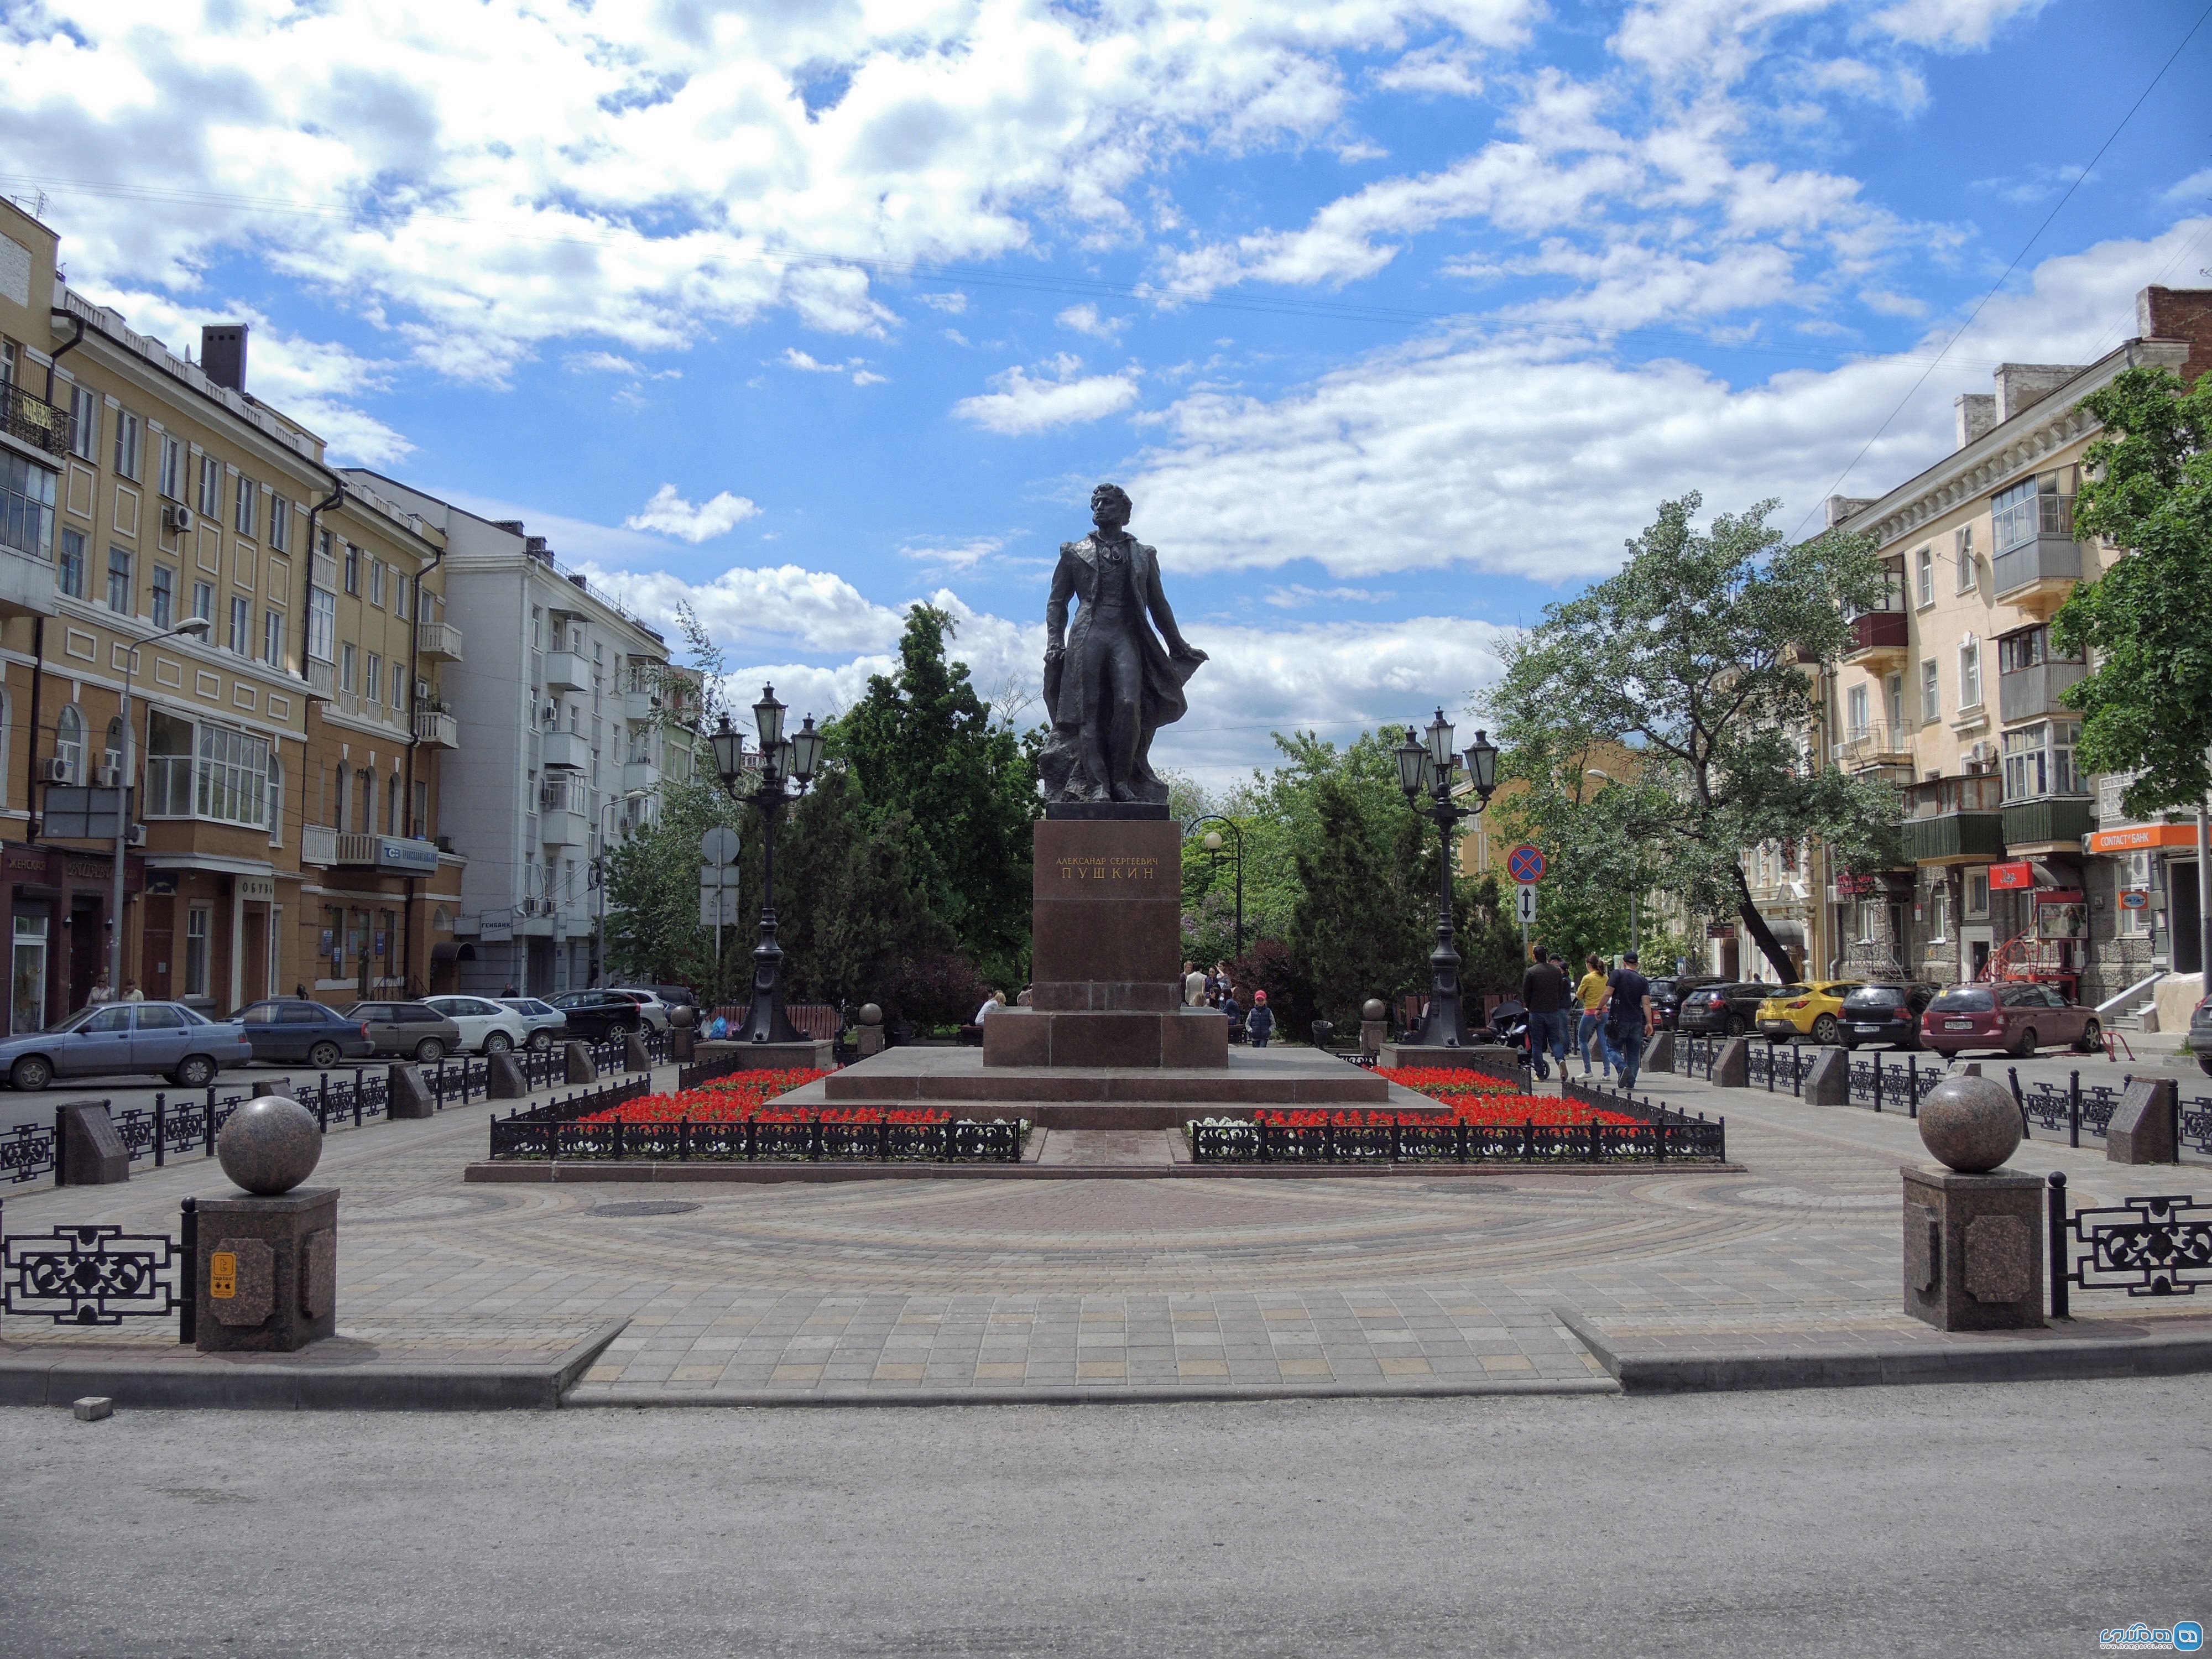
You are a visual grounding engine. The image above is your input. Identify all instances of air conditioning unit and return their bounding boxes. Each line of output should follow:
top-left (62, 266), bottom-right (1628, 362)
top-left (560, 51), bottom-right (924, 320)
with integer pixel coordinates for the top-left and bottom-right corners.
top-left (125, 823), bottom-right (146, 847)
top-left (435, 834), bottom-right (455, 853)
top-left (541, 703), bottom-right (557, 725)
top-left (38, 758), bottom-right (69, 784)
top-left (93, 765), bottom-right (122, 787)
top-left (161, 502), bottom-right (193, 535)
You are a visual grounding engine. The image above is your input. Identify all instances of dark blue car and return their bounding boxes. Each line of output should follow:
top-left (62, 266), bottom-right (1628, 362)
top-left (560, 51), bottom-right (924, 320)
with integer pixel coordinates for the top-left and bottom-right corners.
top-left (237, 1000), bottom-right (377, 1070)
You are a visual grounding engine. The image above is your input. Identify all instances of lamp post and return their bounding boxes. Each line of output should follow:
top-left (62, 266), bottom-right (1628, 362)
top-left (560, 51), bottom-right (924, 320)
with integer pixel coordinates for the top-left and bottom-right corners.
top-left (1184, 814), bottom-right (1244, 959)
top-left (112, 615), bottom-right (211, 993)
top-left (1395, 709), bottom-right (1498, 1048)
top-left (591, 788), bottom-right (649, 985)
top-left (708, 686), bottom-right (824, 1045)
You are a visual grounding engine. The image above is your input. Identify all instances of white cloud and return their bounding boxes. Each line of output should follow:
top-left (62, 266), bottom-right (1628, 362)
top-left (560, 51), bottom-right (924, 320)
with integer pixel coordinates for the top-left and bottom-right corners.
top-left (1057, 303), bottom-right (1126, 340)
top-left (779, 347), bottom-right (886, 386)
top-left (901, 537), bottom-right (1006, 572)
top-left (622, 484), bottom-right (763, 544)
top-left (1264, 584), bottom-right (1394, 607)
top-left (953, 357), bottom-right (1141, 435)
top-left (1869, 0), bottom-right (2052, 49)
top-left (914, 292), bottom-right (969, 313)
top-left (1373, 43), bottom-right (1486, 96)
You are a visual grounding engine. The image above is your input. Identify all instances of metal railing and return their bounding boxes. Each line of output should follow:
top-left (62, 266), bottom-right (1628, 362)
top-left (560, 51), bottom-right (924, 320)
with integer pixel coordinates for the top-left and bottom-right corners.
top-left (1, 1196), bottom-right (193, 1339)
top-left (1190, 1083), bottom-right (1724, 1166)
top-left (2047, 1177), bottom-right (2210, 1318)
top-left (1, 380), bottom-right (69, 456)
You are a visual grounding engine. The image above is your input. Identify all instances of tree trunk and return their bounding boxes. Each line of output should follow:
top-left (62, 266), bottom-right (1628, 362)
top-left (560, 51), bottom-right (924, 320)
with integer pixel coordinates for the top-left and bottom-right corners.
top-left (1731, 865), bottom-right (1799, 982)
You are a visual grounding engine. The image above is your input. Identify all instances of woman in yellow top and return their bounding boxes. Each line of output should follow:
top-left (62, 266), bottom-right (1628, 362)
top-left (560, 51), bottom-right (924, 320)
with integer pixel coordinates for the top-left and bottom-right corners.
top-left (1575, 956), bottom-right (1611, 1079)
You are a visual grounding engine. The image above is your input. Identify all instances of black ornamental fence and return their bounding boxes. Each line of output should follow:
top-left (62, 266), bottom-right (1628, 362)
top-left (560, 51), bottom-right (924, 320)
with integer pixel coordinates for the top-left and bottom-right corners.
top-left (0, 1194), bottom-right (199, 1343)
top-left (2047, 1176), bottom-right (2211, 1317)
top-left (486, 1081), bottom-right (1021, 1165)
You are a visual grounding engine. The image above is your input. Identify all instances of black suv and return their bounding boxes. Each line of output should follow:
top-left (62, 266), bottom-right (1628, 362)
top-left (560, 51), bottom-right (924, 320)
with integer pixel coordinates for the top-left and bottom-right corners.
top-left (1838, 983), bottom-right (1940, 1051)
top-left (1674, 983), bottom-right (1774, 1039)
top-left (1649, 975), bottom-right (1723, 1030)
top-left (546, 990), bottom-right (644, 1041)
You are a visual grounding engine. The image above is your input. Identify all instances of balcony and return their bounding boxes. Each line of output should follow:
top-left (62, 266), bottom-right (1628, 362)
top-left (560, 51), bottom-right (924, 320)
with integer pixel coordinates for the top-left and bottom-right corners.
top-left (539, 780), bottom-right (588, 847)
top-left (1998, 660), bottom-right (2087, 724)
top-left (1832, 722), bottom-right (1913, 770)
top-left (301, 823), bottom-right (338, 866)
top-left (542, 649), bottom-right (588, 692)
top-left (413, 708), bottom-right (458, 748)
top-left (623, 758), bottom-right (660, 792)
top-left (1, 382), bottom-right (69, 458)
top-left (1991, 497), bottom-right (2080, 613)
top-left (1902, 773), bottom-right (2007, 866)
top-left (302, 826), bottom-right (440, 871)
top-left (1843, 608), bottom-right (1909, 664)
top-left (305, 655), bottom-right (335, 700)
top-left (416, 620), bottom-right (464, 662)
top-left (541, 729), bottom-right (589, 770)
top-left (313, 550), bottom-right (338, 591)
top-left (2001, 794), bottom-right (2094, 853)
top-left (623, 687), bottom-right (661, 723)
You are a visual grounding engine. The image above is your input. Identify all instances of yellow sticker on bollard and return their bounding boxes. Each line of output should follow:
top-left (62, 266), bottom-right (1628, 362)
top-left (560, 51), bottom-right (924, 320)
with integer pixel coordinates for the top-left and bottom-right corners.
top-left (209, 1251), bottom-right (237, 1299)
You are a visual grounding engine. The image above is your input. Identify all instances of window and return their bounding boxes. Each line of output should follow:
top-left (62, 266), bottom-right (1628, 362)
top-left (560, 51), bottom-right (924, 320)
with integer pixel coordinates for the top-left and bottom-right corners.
top-left (143, 710), bottom-right (194, 816)
top-left (151, 565), bottom-right (173, 630)
top-left (340, 643), bottom-right (356, 693)
top-left (356, 770), bottom-right (374, 833)
top-left (0, 452), bottom-right (56, 560)
top-left (390, 660), bottom-right (405, 710)
top-left (387, 774), bottom-right (403, 836)
top-left (267, 494), bottom-right (290, 552)
top-left (55, 705), bottom-right (84, 783)
top-left (1884, 670), bottom-right (1904, 731)
top-left (113, 409), bottom-right (140, 481)
top-left (2122, 851), bottom-right (2153, 936)
top-left (195, 723), bottom-right (272, 827)
top-left (268, 756), bottom-right (283, 847)
top-left (107, 546), bottom-right (131, 614)
top-left (1954, 524), bottom-right (1976, 592)
top-left (229, 595), bottom-right (250, 654)
top-left (1958, 637), bottom-right (1981, 711)
top-left (1966, 869), bottom-right (1990, 919)
top-left (413, 779), bottom-right (429, 840)
top-left (1991, 478), bottom-right (2041, 556)
top-left (262, 607), bottom-right (284, 668)
top-left (366, 651), bottom-right (383, 703)
top-left (197, 455), bottom-right (221, 518)
top-left (157, 434), bottom-right (184, 502)
top-left (103, 716), bottom-right (121, 775)
top-left (2001, 721), bottom-right (2080, 800)
top-left (1914, 546), bottom-right (1934, 607)
top-left (66, 385), bottom-right (98, 463)
top-left (1996, 625), bottom-right (2082, 674)
top-left (395, 574), bottom-right (410, 620)
top-left (1930, 883), bottom-right (1950, 942)
top-left (191, 581), bottom-right (213, 622)
top-left (1846, 684), bottom-right (1869, 739)
top-left (531, 606), bottom-right (542, 650)
top-left (343, 542), bottom-right (359, 593)
top-left (307, 587), bottom-right (335, 662)
top-left (58, 528), bottom-right (84, 598)
top-left (369, 558), bottom-right (384, 607)
top-left (233, 474), bottom-right (257, 538)
top-left (184, 907), bottom-right (210, 999)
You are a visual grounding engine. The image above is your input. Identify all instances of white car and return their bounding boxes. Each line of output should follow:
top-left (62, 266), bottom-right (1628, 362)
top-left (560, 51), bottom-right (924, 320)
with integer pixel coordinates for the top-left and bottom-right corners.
top-left (606, 988), bottom-right (672, 1032)
top-left (422, 994), bottom-right (532, 1055)
top-left (498, 997), bottom-right (568, 1051)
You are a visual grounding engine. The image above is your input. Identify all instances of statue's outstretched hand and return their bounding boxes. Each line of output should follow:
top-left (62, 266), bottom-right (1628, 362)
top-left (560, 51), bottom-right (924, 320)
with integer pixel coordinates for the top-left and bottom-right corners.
top-left (1172, 640), bottom-right (1208, 664)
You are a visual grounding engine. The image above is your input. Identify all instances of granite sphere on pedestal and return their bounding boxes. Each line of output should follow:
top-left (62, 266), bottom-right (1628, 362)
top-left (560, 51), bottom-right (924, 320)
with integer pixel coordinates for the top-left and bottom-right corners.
top-left (1917, 1073), bottom-right (2023, 1173)
top-left (1362, 999), bottom-right (1387, 1022)
top-left (858, 1004), bottom-right (884, 1027)
top-left (216, 1095), bottom-right (324, 1196)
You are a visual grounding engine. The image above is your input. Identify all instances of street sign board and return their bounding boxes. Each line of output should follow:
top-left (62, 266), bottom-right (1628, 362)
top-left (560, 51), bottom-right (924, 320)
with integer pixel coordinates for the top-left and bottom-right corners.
top-left (1514, 886), bottom-right (1537, 925)
top-left (2120, 889), bottom-right (2151, 911)
top-left (41, 785), bottom-right (131, 841)
top-left (1506, 844), bottom-right (1546, 885)
top-left (701, 826), bottom-right (742, 867)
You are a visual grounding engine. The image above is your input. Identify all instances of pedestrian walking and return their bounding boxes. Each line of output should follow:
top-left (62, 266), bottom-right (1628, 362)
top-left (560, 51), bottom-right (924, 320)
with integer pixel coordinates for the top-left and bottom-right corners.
top-left (122, 978), bottom-right (144, 1003)
top-left (84, 972), bottom-right (114, 1008)
top-left (1574, 954), bottom-right (1610, 1078)
top-left (1246, 990), bottom-right (1275, 1048)
top-left (1183, 960), bottom-right (1208, 1007)
top-left (1606, 950), bottom-right (1656, 1091)
top-left (1222, 988), bottom-right (1244, 1044)
top-left (1520, 945), bottom-right (1569, 1081)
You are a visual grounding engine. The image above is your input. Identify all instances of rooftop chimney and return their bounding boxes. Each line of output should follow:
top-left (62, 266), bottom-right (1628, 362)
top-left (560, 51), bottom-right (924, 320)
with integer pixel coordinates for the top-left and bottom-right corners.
top-left (1993, 363), bottom-right (2085, 423)
top-left (1825, 495), bottom-right (1876, 528)
top-left (493, 519), bottom-right (525, 534)
top-left (201, 324), bottom-right (248, 392)
top-left (2137, 285), bottom-right (2212, 383)
top-left (1954, 393), bottom-right (1995, 451)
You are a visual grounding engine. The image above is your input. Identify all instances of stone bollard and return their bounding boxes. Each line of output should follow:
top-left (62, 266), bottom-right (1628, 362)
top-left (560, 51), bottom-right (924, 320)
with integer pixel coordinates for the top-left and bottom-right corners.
top-left (670, 1026), bottom-right (697, 1063)
top-left (1713, 1036), bottom-right (1750, 1088)
top-left (1803, 1045), bottom-right (1849, 1107)
top-left (624, 1030), bottom-right (653, 1073)
top-left (856, 1003), bottom-right (886, 1058)
top-left (1643, 1030), bottom-right (1676, 1074)
top-left (565, 1040), bottom-right (597, 1084)
top-left (199, 1096), bottom-right (336, 1354)
top-left (1901, 1070), bottom-right (2043, 1332)
top-left (487, 1051), bottom-right (530, 1100)
top-left (55, 1100), bottom-right (130, 1186)
top-left (387, 1063), bottom-right (435, 1119)
top-left (1360, 998), bottom-right (1386, 1057)
top-left (2106, 1078), bottom-right (2178, 1164)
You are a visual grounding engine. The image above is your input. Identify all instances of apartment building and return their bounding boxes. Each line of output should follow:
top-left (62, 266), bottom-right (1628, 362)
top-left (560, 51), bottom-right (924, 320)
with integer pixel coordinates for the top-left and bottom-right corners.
top-left (335, 474), bottom-right (695, 998)
top-left (1825, 285), bottom-right (2212, 1011)
top-left (0, 196), bottom-right (462, 1025)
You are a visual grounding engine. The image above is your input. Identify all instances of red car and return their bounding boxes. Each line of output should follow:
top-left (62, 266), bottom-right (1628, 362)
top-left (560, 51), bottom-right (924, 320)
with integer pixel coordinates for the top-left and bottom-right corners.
top-left (1921, 983), bottom-right (2102, 1058)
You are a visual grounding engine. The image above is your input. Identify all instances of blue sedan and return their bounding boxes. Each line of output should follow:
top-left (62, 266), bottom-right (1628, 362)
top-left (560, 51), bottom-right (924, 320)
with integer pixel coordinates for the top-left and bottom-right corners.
top-left (0, 1001), bottom-right (254, 1091)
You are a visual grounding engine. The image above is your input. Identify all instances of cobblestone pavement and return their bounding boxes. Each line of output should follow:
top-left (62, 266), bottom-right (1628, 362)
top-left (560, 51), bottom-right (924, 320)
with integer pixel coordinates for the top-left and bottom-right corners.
top-left (3, 1062), bottom-right (2204, 1400)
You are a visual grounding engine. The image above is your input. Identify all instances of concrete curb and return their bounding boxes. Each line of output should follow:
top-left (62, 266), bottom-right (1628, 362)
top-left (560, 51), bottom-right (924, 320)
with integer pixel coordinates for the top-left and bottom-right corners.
top-left (561, 1376), bottom-right (1624, 1408)
top-left (0, 1318), bottom-right (628, 1411)
top-left (466, 1160), bottom-right (1747, 1183)
top-left (1555, 1306), bottom-right (2212, 1394)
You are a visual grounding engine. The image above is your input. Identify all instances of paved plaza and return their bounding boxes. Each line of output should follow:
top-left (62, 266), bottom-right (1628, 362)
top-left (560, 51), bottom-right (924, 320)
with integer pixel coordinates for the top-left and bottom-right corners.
top-left (2, 1052), bottom-right (2206, 1403)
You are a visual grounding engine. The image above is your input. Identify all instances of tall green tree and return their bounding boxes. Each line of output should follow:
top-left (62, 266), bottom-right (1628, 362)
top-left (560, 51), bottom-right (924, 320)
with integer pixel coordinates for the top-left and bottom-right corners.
top-left (601, 770), bottom-right (748, 1001)
top-left (830, 606), bottom-right (1040, 987)
top-left (2052, 364), bottom-right (2212, 818)
top-left (1485, 493), bottom-right (1901, 982)
top-left (774, 767), bottom-right (947, 1010)
top-left (1288, 768), bottom-right (1426, 1029)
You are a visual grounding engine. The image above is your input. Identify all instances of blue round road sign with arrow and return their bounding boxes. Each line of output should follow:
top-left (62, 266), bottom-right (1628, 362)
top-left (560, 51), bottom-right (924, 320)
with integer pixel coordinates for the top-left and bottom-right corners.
top-left (1507, 844), bottom-right (1547, 885)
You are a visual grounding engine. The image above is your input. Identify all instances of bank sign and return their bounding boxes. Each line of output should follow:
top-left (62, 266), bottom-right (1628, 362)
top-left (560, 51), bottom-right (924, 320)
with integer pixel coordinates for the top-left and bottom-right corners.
top-left (373, 838), bottom-right (440, 874)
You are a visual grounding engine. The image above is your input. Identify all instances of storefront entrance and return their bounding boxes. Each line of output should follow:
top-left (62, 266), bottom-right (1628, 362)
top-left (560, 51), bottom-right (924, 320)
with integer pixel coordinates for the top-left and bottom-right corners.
top-left (11, 911), bottom-right (49, 1035)
top-left (66, 895), bottom-right (102, 1014)
top-left (2174, 861), bottom-right (2203, 976)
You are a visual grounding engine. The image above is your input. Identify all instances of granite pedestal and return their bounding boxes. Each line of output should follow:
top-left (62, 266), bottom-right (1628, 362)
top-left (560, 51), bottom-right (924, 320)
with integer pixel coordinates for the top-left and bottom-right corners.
top-left (1379, 1044), bottom-right (1528, 1081)
top-left (1901, 1167), bottom-right (2045, 1332)
top-left (195, 1187), bottom-right (338, 1354)
top-left (2106, 1078), bottom-right (2178, 1165)
top-left (691, 1037), bottom-right (836, 1073)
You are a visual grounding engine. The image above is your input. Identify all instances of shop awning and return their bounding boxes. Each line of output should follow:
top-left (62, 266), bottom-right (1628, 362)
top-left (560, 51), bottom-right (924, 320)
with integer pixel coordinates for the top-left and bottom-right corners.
top-left (430, 941), bottom-right (478, 964)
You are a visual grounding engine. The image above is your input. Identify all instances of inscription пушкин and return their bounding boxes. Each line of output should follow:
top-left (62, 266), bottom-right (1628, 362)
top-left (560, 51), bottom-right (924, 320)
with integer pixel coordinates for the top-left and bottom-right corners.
top-left (1055, 855), bottom-right (1160, 883)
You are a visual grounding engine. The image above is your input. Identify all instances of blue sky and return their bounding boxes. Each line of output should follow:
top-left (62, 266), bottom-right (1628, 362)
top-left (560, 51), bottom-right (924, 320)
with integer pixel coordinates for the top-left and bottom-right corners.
top-left (4, 0), bottom-right (2208, 786)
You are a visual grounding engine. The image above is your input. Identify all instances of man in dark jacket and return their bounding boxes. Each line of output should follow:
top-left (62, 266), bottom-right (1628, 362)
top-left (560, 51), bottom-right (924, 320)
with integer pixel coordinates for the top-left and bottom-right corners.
top-left (1521, 945), bottom-right (1570, 1081)
top-left (1606, 951), bottom-right (1655, 1090)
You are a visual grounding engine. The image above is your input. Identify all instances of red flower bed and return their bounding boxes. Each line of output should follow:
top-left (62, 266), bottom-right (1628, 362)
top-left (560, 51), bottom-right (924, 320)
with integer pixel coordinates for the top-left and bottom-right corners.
top-left (1254, 1068), bottom-right (1638, 1129)
top-left (572, 1069), bottom-right (936, 1125)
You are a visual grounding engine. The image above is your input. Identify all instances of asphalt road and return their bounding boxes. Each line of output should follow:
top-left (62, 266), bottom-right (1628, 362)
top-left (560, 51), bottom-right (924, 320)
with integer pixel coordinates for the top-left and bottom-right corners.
top-left (0, 1053), bottom-right (503, 1138)
top-left (1, 1379), bottom-right (2205, 1657)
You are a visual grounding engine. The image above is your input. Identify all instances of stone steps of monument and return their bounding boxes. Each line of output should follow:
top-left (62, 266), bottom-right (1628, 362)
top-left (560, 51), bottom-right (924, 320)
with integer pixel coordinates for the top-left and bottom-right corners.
top-left (822, 1068), bottom-right (1393, 1106)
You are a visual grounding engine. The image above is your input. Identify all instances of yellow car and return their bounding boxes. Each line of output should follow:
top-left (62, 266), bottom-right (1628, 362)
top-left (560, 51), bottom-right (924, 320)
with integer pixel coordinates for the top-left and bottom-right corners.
top-left (1755, 980), bottom-right (1864, 1045)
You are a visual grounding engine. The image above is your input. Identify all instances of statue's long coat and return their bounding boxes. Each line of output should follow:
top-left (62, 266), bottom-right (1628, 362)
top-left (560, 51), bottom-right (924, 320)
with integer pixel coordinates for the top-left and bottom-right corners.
top-left (1041, 534), bottom-right (1203, 800)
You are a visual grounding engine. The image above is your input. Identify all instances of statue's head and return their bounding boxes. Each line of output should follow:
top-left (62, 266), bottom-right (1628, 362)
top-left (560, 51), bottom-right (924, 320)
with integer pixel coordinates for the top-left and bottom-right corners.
top-left (1091, 483), bottom-right (1131, 530)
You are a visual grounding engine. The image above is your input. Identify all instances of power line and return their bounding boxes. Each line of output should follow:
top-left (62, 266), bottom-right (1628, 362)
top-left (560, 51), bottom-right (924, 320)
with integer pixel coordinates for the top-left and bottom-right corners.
top-left (1788, 1), bottom-right (2212, 542)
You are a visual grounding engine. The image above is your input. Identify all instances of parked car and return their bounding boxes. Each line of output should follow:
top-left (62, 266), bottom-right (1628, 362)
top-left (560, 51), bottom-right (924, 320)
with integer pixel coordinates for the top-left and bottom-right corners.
top-left (237, 1000), bottom-right (377, 1070)
top-left (615, 983), bottom-right (696, 1011)
top-left (498, 997), bottom-right (569, 1051)
top-left (1920, 983), bottom-right (2101, 1058)
top-left (1837, 983), bottom-right (1940, 1051)
top-left (1649, 975), bottom-right (1723, 1030)
top-left (0, 1001), bottom-right (253, 1091)
top-left (1756, 980), bottom-right (1864, 1045)
top-left (343, 1001), bottom-right (465, 1065)
top-left (421, 994), bottom-right (532, 1055)
top-left (2188, 993), bottom-right (2212, 1078)
top-left (603, 988), bottom-right (672, 1033)
top-left (1675, 983), bottom-right (1776, 1039)
top-left (545, 989), bottom-right (644, 1042)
